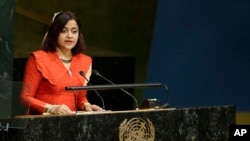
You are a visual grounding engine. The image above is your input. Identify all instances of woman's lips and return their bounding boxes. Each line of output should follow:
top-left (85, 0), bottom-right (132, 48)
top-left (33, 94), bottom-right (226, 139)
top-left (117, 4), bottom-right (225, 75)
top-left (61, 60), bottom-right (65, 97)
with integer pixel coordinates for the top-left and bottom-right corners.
top-left (65, 40), bottom-right (73, 44)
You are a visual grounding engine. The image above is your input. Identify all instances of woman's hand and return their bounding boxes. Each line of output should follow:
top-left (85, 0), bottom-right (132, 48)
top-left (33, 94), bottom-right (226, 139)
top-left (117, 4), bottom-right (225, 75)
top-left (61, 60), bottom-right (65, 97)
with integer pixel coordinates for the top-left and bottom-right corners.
top-left (84, 103), bottom-right (103, 111)
top-left (47, 104), bottom-right (73, 114)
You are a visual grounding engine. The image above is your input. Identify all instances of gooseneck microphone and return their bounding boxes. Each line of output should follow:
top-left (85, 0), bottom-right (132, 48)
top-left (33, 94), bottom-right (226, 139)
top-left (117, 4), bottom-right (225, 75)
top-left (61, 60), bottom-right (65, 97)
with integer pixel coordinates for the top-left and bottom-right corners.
top-left (161, 84), bottom-right (169, 108)
top-left (79, 71), bottom-right (105, 110)
top-left (92, 70), bottom-right (139, 110)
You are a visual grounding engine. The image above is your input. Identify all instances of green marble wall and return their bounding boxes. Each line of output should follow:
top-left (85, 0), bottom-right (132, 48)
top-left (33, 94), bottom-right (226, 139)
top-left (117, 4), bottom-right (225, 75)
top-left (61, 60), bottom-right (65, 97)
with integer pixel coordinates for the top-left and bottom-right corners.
top-left (0, 0), bottom-right (15, 81)
top-left (0, 0), bottom-right (16, 118)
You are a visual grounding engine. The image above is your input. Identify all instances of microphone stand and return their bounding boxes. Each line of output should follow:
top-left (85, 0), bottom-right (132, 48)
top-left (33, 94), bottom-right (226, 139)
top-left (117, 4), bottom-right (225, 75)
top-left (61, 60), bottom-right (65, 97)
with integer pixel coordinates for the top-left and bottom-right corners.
top-left (72, 89), bottom-right (78, 114)
top-left (79, 71), bottom-right (105, 110)
top-left (65, 82), bottom-right (168, 109)
top-left (92, 71), bottom-right (140, 110)
top-left (65, 83), bottom-right (163, 90)
top-left (161, 84), bottom-right (169, 108)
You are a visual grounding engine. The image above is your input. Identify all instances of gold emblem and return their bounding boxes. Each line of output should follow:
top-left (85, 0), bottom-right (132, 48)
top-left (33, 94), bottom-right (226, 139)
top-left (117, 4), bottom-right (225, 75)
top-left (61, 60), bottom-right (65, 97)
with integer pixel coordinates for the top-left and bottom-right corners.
top-left (119, 118), bottom-right (155, 141)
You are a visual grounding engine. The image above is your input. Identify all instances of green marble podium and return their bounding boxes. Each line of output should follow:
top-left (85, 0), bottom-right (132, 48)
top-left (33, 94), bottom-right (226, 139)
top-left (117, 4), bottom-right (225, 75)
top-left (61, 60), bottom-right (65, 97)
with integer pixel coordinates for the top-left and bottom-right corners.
top-left (5, 105), bottom-right (235, 141)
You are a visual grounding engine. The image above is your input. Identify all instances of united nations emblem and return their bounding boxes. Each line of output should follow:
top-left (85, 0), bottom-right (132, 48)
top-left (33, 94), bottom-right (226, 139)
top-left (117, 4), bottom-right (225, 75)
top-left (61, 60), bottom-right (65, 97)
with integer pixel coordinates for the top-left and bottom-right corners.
top-left (119, 118), bottom-right (155, 141)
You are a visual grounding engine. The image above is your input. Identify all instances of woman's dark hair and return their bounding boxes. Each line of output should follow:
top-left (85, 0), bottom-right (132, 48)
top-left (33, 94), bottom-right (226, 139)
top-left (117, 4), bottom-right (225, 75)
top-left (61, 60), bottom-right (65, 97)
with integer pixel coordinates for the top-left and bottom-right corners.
top-left (42, 11), bottom-right (86, 55)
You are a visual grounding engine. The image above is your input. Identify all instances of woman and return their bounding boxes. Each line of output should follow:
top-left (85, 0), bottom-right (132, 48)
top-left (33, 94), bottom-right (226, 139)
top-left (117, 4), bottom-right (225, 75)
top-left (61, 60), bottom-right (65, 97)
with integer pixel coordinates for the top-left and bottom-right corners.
top-left (21, 11), bottom-right (103, 115)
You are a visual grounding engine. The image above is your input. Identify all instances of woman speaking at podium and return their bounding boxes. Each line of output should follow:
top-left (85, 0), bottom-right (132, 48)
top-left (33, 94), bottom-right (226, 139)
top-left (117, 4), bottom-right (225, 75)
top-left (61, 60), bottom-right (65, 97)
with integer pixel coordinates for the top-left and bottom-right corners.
top-left (20, 11), bottom-right (103, 115)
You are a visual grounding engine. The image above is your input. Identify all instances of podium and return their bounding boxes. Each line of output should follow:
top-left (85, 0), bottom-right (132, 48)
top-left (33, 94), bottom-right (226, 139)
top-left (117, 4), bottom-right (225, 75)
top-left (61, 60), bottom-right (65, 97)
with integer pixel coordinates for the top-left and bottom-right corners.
top-left (0, 80), bottom-right (29, 140)
top-left (1, 81), bottom-right (235, 140)
top-left (7, 105), bottom-right (235, 141)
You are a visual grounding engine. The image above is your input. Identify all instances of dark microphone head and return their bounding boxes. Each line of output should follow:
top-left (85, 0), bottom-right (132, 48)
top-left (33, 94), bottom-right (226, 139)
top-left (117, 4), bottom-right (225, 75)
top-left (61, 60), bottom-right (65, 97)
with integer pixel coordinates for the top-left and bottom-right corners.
top-left (92, 70), bottom-right (100, 76)
top-left (79, 70), bottom-right (85, 76)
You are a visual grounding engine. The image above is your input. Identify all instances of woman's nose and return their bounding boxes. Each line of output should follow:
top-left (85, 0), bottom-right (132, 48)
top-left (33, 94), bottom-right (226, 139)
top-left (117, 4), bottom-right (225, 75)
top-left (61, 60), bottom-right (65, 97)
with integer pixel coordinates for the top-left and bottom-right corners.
top-left (67, 31), bottom-right (73, 38)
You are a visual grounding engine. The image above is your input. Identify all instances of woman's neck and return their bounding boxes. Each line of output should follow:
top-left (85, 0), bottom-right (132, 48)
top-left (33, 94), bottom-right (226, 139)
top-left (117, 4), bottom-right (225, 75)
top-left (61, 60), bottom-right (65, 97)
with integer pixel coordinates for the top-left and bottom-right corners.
top-left (56, 47), bottom-right (72, 60)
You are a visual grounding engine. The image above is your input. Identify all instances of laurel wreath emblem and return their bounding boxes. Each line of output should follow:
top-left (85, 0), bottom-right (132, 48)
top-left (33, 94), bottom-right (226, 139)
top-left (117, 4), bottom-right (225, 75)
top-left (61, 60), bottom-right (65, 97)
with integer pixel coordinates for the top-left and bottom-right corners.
top-left (119, 118), bottom-right (155, 141)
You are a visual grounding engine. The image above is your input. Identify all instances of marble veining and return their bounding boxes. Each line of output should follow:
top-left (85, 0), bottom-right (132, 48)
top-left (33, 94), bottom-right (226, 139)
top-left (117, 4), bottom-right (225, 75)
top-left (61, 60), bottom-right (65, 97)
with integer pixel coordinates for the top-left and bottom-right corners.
top-left (0, 0), bottom-right (15, 81)
top-left (5, 105), bottom-right (235, 141)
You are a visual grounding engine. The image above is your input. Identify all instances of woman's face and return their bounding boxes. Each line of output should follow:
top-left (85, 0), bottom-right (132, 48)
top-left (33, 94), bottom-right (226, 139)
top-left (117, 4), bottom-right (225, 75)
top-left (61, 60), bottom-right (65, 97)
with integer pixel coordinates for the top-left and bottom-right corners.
top-left (57, 19), bottom-right (79, 51)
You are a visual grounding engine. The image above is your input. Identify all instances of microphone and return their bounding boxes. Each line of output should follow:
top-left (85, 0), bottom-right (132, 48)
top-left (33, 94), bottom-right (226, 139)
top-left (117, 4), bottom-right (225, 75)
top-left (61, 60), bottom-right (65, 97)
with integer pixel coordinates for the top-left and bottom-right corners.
top-left (92, 70), bottom-right (139, 110)
top-left (160, 83), bottom-right (169, 108)
top-left (79, 70), bottom-right (105, 110)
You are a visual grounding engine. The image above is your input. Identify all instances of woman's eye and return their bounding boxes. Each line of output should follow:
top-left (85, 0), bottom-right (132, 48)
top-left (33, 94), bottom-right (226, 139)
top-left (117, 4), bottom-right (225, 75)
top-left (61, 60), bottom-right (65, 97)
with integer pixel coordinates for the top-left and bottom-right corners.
top-left (72, 30), bottom-right (78, 34)
top-left (61, 29), bottom-right (67, 33)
